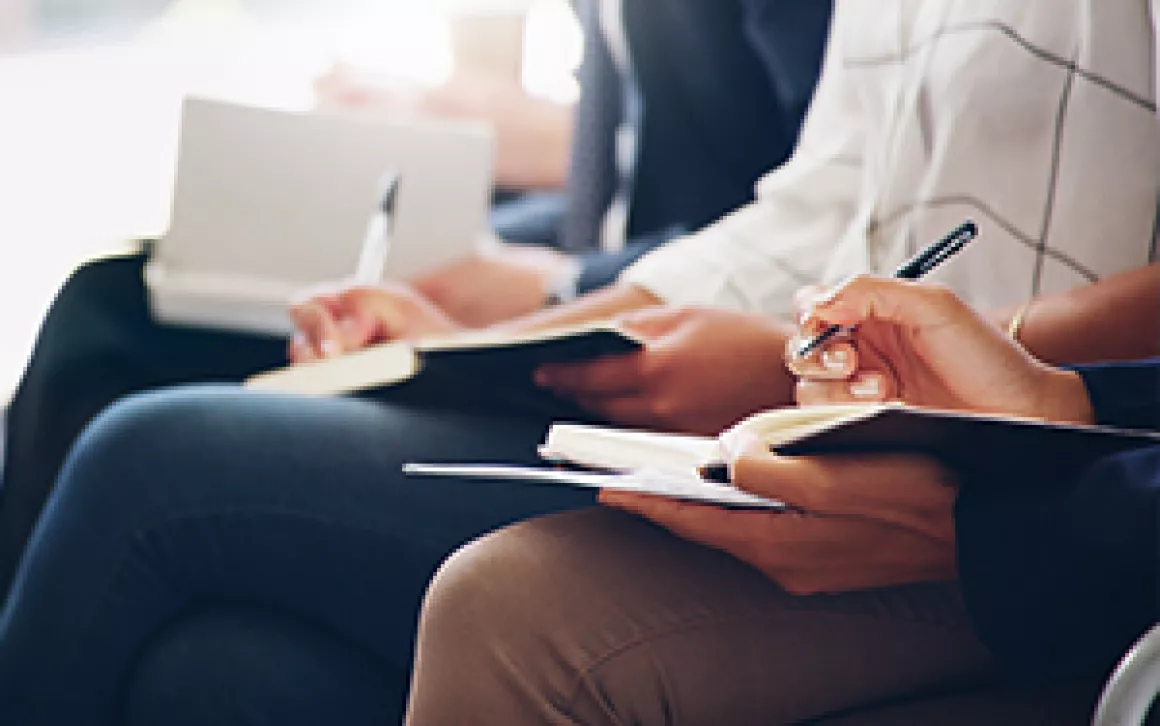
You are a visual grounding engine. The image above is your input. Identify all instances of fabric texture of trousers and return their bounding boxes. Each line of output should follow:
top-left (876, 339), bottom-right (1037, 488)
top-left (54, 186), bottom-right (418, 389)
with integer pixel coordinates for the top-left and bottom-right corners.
top-left (125, 608), bottom-right (402, 726)
top-left (0, 385), bottom-right (596, 725)
top-left (405, 508), bottom-right (1102, 726)
top-left (0, 251), bottom-right (287, 599)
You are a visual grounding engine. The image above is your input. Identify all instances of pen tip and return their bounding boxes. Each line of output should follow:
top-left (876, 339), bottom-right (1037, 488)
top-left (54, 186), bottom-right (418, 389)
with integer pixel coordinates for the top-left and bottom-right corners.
top-left (698, 463), bottom-right (731, 484)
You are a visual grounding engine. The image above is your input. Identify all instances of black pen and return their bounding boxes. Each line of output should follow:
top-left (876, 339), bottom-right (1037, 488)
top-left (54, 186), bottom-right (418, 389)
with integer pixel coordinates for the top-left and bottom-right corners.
top-left (793, 220), bottom-right (979, 360)
top-left (697, 220), bottom-right (979, 486)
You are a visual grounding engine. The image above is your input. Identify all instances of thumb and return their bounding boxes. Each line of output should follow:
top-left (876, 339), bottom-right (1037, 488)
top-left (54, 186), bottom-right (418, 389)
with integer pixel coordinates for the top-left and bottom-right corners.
top-left (337, 287), bottom-right (410, 342)
top-left (615, 307), bottom-right (688, 340)
top-left (729, 448), bottom-right (829, 511)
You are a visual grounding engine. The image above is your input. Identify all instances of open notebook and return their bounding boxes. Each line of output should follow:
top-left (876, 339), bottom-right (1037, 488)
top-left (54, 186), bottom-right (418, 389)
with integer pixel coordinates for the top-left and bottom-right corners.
top-left (245, 322), bottom-right (644, 397)
top-left (406, 403), bottom-right (1160, 507)
top-left (147, 98), bottom-right (494, 335)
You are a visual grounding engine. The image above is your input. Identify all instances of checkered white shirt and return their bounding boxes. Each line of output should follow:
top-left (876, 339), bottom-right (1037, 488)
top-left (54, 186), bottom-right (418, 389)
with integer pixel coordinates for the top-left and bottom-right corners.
top-left (623, 0), bottom-right (1160, 317)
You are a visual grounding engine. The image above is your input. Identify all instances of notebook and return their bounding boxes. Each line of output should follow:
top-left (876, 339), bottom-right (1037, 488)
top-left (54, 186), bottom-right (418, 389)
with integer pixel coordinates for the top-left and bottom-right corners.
top-left (404, 403), bottom-right (1160, 506)
top-left (146, 97), bottom-right (494, 335)
top-left (244, 322), bottom-right (644, 397)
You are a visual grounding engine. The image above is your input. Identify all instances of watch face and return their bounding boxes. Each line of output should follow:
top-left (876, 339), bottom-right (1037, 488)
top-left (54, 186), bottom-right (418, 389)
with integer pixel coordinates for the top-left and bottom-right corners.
top-left (546, 264), bottom-right (583, 307)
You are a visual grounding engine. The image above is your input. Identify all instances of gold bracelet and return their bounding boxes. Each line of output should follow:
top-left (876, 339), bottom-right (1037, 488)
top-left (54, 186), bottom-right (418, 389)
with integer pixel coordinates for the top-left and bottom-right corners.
top-left (1006, 300), bottom-right (1034, 342)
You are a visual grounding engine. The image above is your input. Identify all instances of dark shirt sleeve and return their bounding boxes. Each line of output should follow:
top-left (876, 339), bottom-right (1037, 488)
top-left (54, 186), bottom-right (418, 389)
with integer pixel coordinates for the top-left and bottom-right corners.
top-left (1075, 359), bottom-right (1160, 430)
top-left (956, 358), bottom-right (1160, 680)
top-left (738, 0), bottom-right (834, 125)
top-left (575, 226), bottom-right (686, 294)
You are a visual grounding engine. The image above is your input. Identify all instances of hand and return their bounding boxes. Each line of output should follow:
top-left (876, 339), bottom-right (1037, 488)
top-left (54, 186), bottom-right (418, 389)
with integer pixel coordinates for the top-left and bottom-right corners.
top-left (314, 63), bottom-right (426, 113)
top-left (411, 246), bottom-right (577, 327)
top-left (601, 439), bottom-right (957, 595)
top-left (789, 276), bottom-right (1094, 424)
top-left (288, 282), bottom-right (461, 363)
top-left (535, 308), bottom-right (796, 435)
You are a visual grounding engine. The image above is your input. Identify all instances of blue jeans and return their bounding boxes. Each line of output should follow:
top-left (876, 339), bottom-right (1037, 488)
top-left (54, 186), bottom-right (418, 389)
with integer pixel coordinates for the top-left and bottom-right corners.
top-left (0, 386), bottom-right (595, 725)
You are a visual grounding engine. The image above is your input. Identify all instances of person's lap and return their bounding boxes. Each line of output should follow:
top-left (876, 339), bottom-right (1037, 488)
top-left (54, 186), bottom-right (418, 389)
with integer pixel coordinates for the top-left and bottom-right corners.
top-left (0, 250), bottom-right (287, 597)
top-left (0, 385), bottom-right (596, 725)
top-left (406, 508), bottom-right (1003, 726)
top-left (0, 253), bottom-right (1113, 726)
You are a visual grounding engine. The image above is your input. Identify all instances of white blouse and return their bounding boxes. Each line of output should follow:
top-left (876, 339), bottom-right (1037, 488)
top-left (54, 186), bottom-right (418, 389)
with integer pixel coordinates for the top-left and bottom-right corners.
top-left (622, 0), bottom-right (1160, 317)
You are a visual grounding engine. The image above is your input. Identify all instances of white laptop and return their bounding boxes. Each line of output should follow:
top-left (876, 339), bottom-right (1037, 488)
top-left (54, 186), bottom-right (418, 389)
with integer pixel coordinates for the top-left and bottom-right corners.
top-left (146, 98), bottom-right (495, 336)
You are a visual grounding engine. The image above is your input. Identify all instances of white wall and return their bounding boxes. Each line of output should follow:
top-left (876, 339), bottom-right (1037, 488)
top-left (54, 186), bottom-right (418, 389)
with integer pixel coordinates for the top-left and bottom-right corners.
top-left (0, 0), bottom-right (32, 50)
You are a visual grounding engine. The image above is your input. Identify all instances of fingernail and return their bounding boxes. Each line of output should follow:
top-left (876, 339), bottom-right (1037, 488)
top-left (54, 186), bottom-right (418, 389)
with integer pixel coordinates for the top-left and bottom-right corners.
top-left (822, 348), bottom-right (850, 372)
top-left (320, 339), bottom-right (341, 358)
top-left (849, 375), bottom-right (882, 399)
top-left (814, 286), bottom-right (844, 307)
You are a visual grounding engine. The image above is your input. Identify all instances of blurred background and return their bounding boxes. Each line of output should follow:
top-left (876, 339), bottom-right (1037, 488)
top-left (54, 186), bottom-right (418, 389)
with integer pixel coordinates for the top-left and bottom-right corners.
top-left (0, 0), bottom-right (581, 394)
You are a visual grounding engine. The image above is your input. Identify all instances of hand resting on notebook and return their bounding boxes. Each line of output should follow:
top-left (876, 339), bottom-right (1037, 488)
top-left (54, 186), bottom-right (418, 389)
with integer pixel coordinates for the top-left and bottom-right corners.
top-left (289, 281), bottom-right (799, 435)
top-left (535, 307), bottom-right (797, 435)
top-left (602, 441), bottom-right (958, 595)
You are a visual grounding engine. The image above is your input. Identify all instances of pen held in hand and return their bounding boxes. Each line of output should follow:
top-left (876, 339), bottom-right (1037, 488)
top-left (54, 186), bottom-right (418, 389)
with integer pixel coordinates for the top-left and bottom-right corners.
top-left (793, 221), bottom-right (979, 361)
top-left (698, 462), bottom-right (731, 484)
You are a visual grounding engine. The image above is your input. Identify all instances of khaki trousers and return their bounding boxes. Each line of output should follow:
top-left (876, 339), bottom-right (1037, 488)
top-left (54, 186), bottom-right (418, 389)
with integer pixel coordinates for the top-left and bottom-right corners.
top-left (406, 508), bottom-right (1038, 726)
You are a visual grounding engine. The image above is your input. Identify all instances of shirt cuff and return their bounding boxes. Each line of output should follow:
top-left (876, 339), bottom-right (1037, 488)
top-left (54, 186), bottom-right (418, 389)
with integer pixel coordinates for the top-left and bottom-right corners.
top-left (1073, 360), bottom-right (1160, 430)
top-left (618, 228), bottom-right (757, 311)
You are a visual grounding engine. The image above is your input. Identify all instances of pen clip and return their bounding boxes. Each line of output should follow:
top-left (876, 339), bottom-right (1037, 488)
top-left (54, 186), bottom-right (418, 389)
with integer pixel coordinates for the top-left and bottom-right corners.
top-left (354, 170), bottom-right (401, 284)
top-left (792, 221), bottom-right (978, 360)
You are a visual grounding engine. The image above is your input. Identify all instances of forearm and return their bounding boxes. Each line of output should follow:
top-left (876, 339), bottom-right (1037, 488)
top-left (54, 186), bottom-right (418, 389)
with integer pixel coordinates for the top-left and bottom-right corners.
top-left (994, 263), bottom-right (1160, 365)
top-left (495, 284), bottom-right (663, 334)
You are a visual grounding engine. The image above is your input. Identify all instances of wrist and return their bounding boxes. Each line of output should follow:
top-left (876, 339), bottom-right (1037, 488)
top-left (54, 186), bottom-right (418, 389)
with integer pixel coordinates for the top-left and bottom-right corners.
top-left (542, 258), bottom-right (584, 308)
top-left (1034, 368), bottom-right (1096, 425)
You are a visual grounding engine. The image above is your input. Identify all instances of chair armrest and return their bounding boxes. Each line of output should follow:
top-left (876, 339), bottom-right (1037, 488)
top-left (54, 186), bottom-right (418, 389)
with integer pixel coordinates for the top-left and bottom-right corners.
top-left (1094, 624), bottom-right (1160, 726)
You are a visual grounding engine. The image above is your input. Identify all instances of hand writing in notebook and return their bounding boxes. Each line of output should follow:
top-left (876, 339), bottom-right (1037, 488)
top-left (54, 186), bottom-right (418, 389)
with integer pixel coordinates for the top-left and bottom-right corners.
top-left (601, 438), bottom-right (957, 595)
top-left (601, 276), bottom-right (1101, 595)
top-left (288, 282), bottom-right (460, 363)
top-left (788, 275), bottom-right (1095, 424)
top-left (535, 307), bottom-right (795, 435)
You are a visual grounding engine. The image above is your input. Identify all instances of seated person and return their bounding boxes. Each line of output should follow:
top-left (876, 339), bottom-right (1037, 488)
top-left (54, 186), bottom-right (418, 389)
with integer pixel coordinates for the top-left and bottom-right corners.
top-left (0, 2), bottom-right (1158, 723)
top-left (404, 274), bottom-right (1160, 725)
top-left (0, 0), bottom-right (833, 596)
top-left (317, 63), bottom-right (577, 249)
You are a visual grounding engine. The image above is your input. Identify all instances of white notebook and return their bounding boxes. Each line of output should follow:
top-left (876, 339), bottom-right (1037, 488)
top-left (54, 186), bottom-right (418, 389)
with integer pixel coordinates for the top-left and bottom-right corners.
top-left (404, 402), bottom-right (1160, 508)
top-left (402, 463), bottom-right (785, 509)
top-left (146, 98), bottom-right (495, 335)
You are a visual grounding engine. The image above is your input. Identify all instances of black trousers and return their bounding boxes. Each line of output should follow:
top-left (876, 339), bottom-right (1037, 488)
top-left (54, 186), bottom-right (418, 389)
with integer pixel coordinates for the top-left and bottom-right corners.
top-left (0, 250), bottom-right (287, 597)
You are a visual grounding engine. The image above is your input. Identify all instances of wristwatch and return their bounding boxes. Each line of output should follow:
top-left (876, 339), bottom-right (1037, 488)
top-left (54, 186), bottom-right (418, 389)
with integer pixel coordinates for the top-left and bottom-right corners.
top-left (543, 261), bottom-right (583, 308)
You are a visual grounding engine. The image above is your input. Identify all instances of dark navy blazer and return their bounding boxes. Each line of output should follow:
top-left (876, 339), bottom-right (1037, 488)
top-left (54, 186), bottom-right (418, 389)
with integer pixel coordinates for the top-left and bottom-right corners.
top-left (560, 0), bottom-right (834, 291)
top-left (957, 359), bottom-right (1160, 680)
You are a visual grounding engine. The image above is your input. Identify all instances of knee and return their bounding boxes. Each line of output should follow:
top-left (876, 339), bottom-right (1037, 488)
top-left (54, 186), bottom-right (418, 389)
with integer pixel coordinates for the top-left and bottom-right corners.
top-left (421, 521), bottom-right (556, 652)
top-left (55, 385), bottom-right (243, 505)
top-left (22, 254), bottom-right (150, 390)
top-left (411, 523), bottom-right (573, 719)
top-left (412, 511), bottom-right (652, 723)
top-left (37, 254), bottom-right (148, 352)
top-left (417, 514), bottom-right (613, 681)
top-left (125, 609), bottom-right (399, 726)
